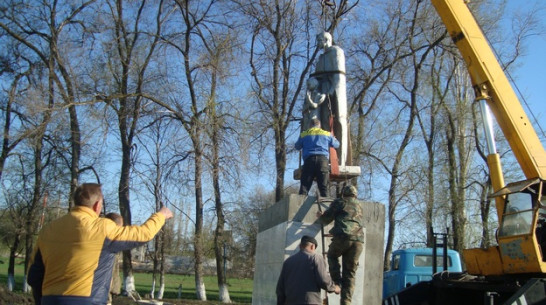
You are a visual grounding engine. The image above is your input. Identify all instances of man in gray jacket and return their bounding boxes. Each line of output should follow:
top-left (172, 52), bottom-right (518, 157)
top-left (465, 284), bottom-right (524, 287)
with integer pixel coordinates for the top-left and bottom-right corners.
top-left (276, 236), bottom-right (340, 305)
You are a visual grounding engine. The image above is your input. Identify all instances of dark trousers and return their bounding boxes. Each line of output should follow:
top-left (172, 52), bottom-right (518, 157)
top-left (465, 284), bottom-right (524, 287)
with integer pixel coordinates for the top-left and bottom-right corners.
top-left (299, 154), bottom-right (329, 197)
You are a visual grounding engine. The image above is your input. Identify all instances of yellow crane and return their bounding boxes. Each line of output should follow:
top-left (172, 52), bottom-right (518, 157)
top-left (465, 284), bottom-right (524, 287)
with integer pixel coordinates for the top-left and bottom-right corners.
top-left (431, 0), bottom-right (546, 276)
top-left (384, 1), bottom-right (546, 304)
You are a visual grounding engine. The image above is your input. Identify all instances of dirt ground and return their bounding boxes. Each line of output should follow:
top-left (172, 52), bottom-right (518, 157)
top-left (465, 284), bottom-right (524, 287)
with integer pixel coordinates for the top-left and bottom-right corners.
top-left (111, 295), bottom-right (237, 304)
top-left (110, 295), bottom-right (249, 305)
top-left (0, 286), bottom-right (248, 305)
top-left (0, 285), bottom-right (34, 305)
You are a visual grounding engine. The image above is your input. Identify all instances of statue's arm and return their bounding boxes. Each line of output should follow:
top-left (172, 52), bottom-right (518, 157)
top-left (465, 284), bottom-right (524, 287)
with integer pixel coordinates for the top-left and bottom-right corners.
top-left (305, 91), bottom-right (318, 109)
top-left (315, 93), bottom-right (326, 105)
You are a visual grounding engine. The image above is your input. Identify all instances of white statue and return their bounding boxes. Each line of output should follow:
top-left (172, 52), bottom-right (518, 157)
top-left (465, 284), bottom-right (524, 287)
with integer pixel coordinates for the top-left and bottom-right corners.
top-left (311, 32), bottom-right (349, 166)
top-left (302, 77), bottom-right (326, 130)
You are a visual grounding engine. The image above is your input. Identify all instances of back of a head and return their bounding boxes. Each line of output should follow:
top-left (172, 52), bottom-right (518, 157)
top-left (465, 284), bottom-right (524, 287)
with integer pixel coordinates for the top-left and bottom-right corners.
top-left (342, 185), bottom-right (358, 198)
top-left (105, 212), bottom-right (123, 226)
top-left (311, 118), bottom-right (321, 128)
top-left (300, 235), bottom-right (318, 249)
top-left (74, 183), bottom-right (103, 208)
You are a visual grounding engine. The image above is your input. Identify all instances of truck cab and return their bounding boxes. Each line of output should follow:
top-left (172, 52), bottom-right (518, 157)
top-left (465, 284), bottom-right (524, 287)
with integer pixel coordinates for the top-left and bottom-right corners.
top-left (383, 248), bottom-right (462, 299)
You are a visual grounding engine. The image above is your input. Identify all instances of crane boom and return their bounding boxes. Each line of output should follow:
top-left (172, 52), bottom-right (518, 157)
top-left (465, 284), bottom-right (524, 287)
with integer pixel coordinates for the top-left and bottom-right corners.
top-left (431, 0), bottom-right (546, 181)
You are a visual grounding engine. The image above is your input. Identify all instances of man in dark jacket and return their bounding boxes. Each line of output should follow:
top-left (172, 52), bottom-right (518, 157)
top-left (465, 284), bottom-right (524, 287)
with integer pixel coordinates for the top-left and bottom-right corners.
top-left (317, 185), bottom-right (364, 305)
top-left (295, 118), bottom-right (339, 197)
top-left (276, 235), bottom-right (340, 305)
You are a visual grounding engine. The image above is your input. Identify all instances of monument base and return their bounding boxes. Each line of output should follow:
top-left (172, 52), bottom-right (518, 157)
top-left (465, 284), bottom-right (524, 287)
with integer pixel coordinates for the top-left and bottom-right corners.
top-left (330, 165), bottom-right (361, 181)
top-left (293, 165), bottom-right (361, 181)
top-left (251, 194), bottom-right (385, 305)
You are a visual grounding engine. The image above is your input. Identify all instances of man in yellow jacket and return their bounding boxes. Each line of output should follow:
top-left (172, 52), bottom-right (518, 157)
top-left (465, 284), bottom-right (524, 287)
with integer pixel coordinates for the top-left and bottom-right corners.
top-left (27, 183), bottom-right (173, 305)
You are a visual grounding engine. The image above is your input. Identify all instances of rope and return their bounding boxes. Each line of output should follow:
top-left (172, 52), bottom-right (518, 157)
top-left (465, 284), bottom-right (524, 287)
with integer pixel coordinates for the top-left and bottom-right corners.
top-left (318, 0), bottom-right (336, 31)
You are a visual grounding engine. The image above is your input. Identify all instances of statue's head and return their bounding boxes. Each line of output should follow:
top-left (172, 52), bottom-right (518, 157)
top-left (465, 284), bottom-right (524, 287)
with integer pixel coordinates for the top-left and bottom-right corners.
top-left (316, 32), bottom-right (332, 49)
top-left (307, 77), bottom-right (319, 90)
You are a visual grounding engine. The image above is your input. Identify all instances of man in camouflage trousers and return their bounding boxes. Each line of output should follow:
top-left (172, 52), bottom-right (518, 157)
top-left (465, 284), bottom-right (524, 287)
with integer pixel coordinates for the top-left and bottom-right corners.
top-left (317, 185), bottom-right (364, 305)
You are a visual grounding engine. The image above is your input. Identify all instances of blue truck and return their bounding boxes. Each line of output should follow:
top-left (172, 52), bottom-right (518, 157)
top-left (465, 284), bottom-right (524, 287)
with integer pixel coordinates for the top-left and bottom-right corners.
top-left (383, 248), bottom-right (463, 299)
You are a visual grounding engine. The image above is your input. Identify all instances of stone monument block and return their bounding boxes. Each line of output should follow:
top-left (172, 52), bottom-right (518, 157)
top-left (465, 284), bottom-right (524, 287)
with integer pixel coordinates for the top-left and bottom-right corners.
top-left (252, 194), bottom-right (385, 305)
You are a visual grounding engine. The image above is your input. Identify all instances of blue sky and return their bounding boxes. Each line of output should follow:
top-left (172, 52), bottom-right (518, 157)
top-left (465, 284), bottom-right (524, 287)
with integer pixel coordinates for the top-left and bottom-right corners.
top-left (505, 0), bottom-right (546, 140)
top-left (513, 38), bottom-right (546, 136)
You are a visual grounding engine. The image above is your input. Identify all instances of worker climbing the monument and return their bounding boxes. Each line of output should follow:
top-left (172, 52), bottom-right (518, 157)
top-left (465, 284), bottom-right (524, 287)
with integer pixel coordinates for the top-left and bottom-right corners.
top-left (295, 117), bottom-right (339, 198)
top-left (316, 184), bottom-right (364, 305)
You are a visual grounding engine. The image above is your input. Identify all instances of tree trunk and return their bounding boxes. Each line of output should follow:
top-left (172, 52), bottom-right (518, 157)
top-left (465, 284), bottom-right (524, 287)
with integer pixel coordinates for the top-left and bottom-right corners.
top-left (384, 198), bottom-right (397, 270)
top-left (193, 144), bottom-right (206, 301)
top-left (119, 143), bottom-right (135, 293)
top-left (7, 234), bottom-right (21, 291)
top-left (158, 230), bottom-right (165, 300)
top-left (111, 0), bottom-right (160, 292)
top-left (212, 131), bottom-right (230, 302)
top-left (24, 143), bottom-right (44, 293)
top-left (68, 102), bottom-right (80, 209)
top-left (0, 73), bottom-right (28, 182)
top-left (425, 150), bottom-right (435, 247)
top-left (24, 44), bottom-right (55, 292)
top-left (274, 127), bottom-right (286, 203)
top-left (384, 1), bottom-right (437, 267)
top-left (480, 182), bottom-right (492, 248)
top-left (445, 113), bottom-right (467, 253)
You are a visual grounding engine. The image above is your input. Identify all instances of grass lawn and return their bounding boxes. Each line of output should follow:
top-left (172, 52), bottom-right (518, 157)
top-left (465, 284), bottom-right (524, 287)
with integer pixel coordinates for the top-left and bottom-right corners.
top-left (132, 272), bottom-right (252, 303)
top-left (0, 257), bottom-right (253, 304)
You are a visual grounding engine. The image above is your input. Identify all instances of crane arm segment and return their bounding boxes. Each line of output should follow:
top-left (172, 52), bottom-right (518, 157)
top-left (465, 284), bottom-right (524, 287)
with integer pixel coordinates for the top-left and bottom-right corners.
top-left (431, 0), bottom-right (546, 181)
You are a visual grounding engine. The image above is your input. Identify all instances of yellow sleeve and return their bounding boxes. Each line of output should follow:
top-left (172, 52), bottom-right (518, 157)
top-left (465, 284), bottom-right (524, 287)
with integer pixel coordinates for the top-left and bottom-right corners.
top-left (105, 212), bottom-right (166, 243)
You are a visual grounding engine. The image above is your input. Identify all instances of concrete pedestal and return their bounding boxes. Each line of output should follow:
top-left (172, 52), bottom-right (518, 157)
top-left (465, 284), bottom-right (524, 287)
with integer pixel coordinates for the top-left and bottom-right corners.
top-left (252, 194), bottom-right (385, 305)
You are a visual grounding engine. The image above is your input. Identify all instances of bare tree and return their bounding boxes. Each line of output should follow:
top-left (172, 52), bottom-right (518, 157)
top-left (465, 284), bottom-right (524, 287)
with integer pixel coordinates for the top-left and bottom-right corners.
top-left (233, 0), bottom-right (321, 202)
top-left (228, 186), bottom-right (278, 277)
top-left (441, 75), bottom-right (474, 253)
top-left (93, 0), bottom-right (165, 292)
top-left (0, 0), bottom-right (97, 209)
top-left (348, 0), bottom-right (425, 198)
top-left (417, 44), bottom-right (452, 246)
top-left (134, 113), bottom-right (187, 299)
top-left (0, 1), bottom-right (85, 289)
top-left (137, 119), bottom-right (168, 299)
top-left (21, 82), bottom-right (56, 292)
top-left (373, 0), bottom-right (444, 269)
top-left (0, 60), bottom-right (37, 183)
top-left (203, 34), bottom-right (238, 302)
top-left (148, 0), bottom-right (235, 300)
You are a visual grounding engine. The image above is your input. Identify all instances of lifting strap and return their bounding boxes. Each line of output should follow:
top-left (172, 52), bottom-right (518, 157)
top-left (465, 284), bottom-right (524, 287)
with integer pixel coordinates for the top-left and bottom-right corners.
top-left (327, 96), bottom-right (340, 176)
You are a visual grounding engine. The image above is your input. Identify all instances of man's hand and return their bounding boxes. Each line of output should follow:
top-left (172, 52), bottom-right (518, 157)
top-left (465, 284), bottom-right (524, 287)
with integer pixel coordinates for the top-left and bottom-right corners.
top-left (159, 207), bottom-right (173, 219)
top-left (334, 285), bottom-right (341, 294)
top-left (316, 211), bottom-right (324, 218)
